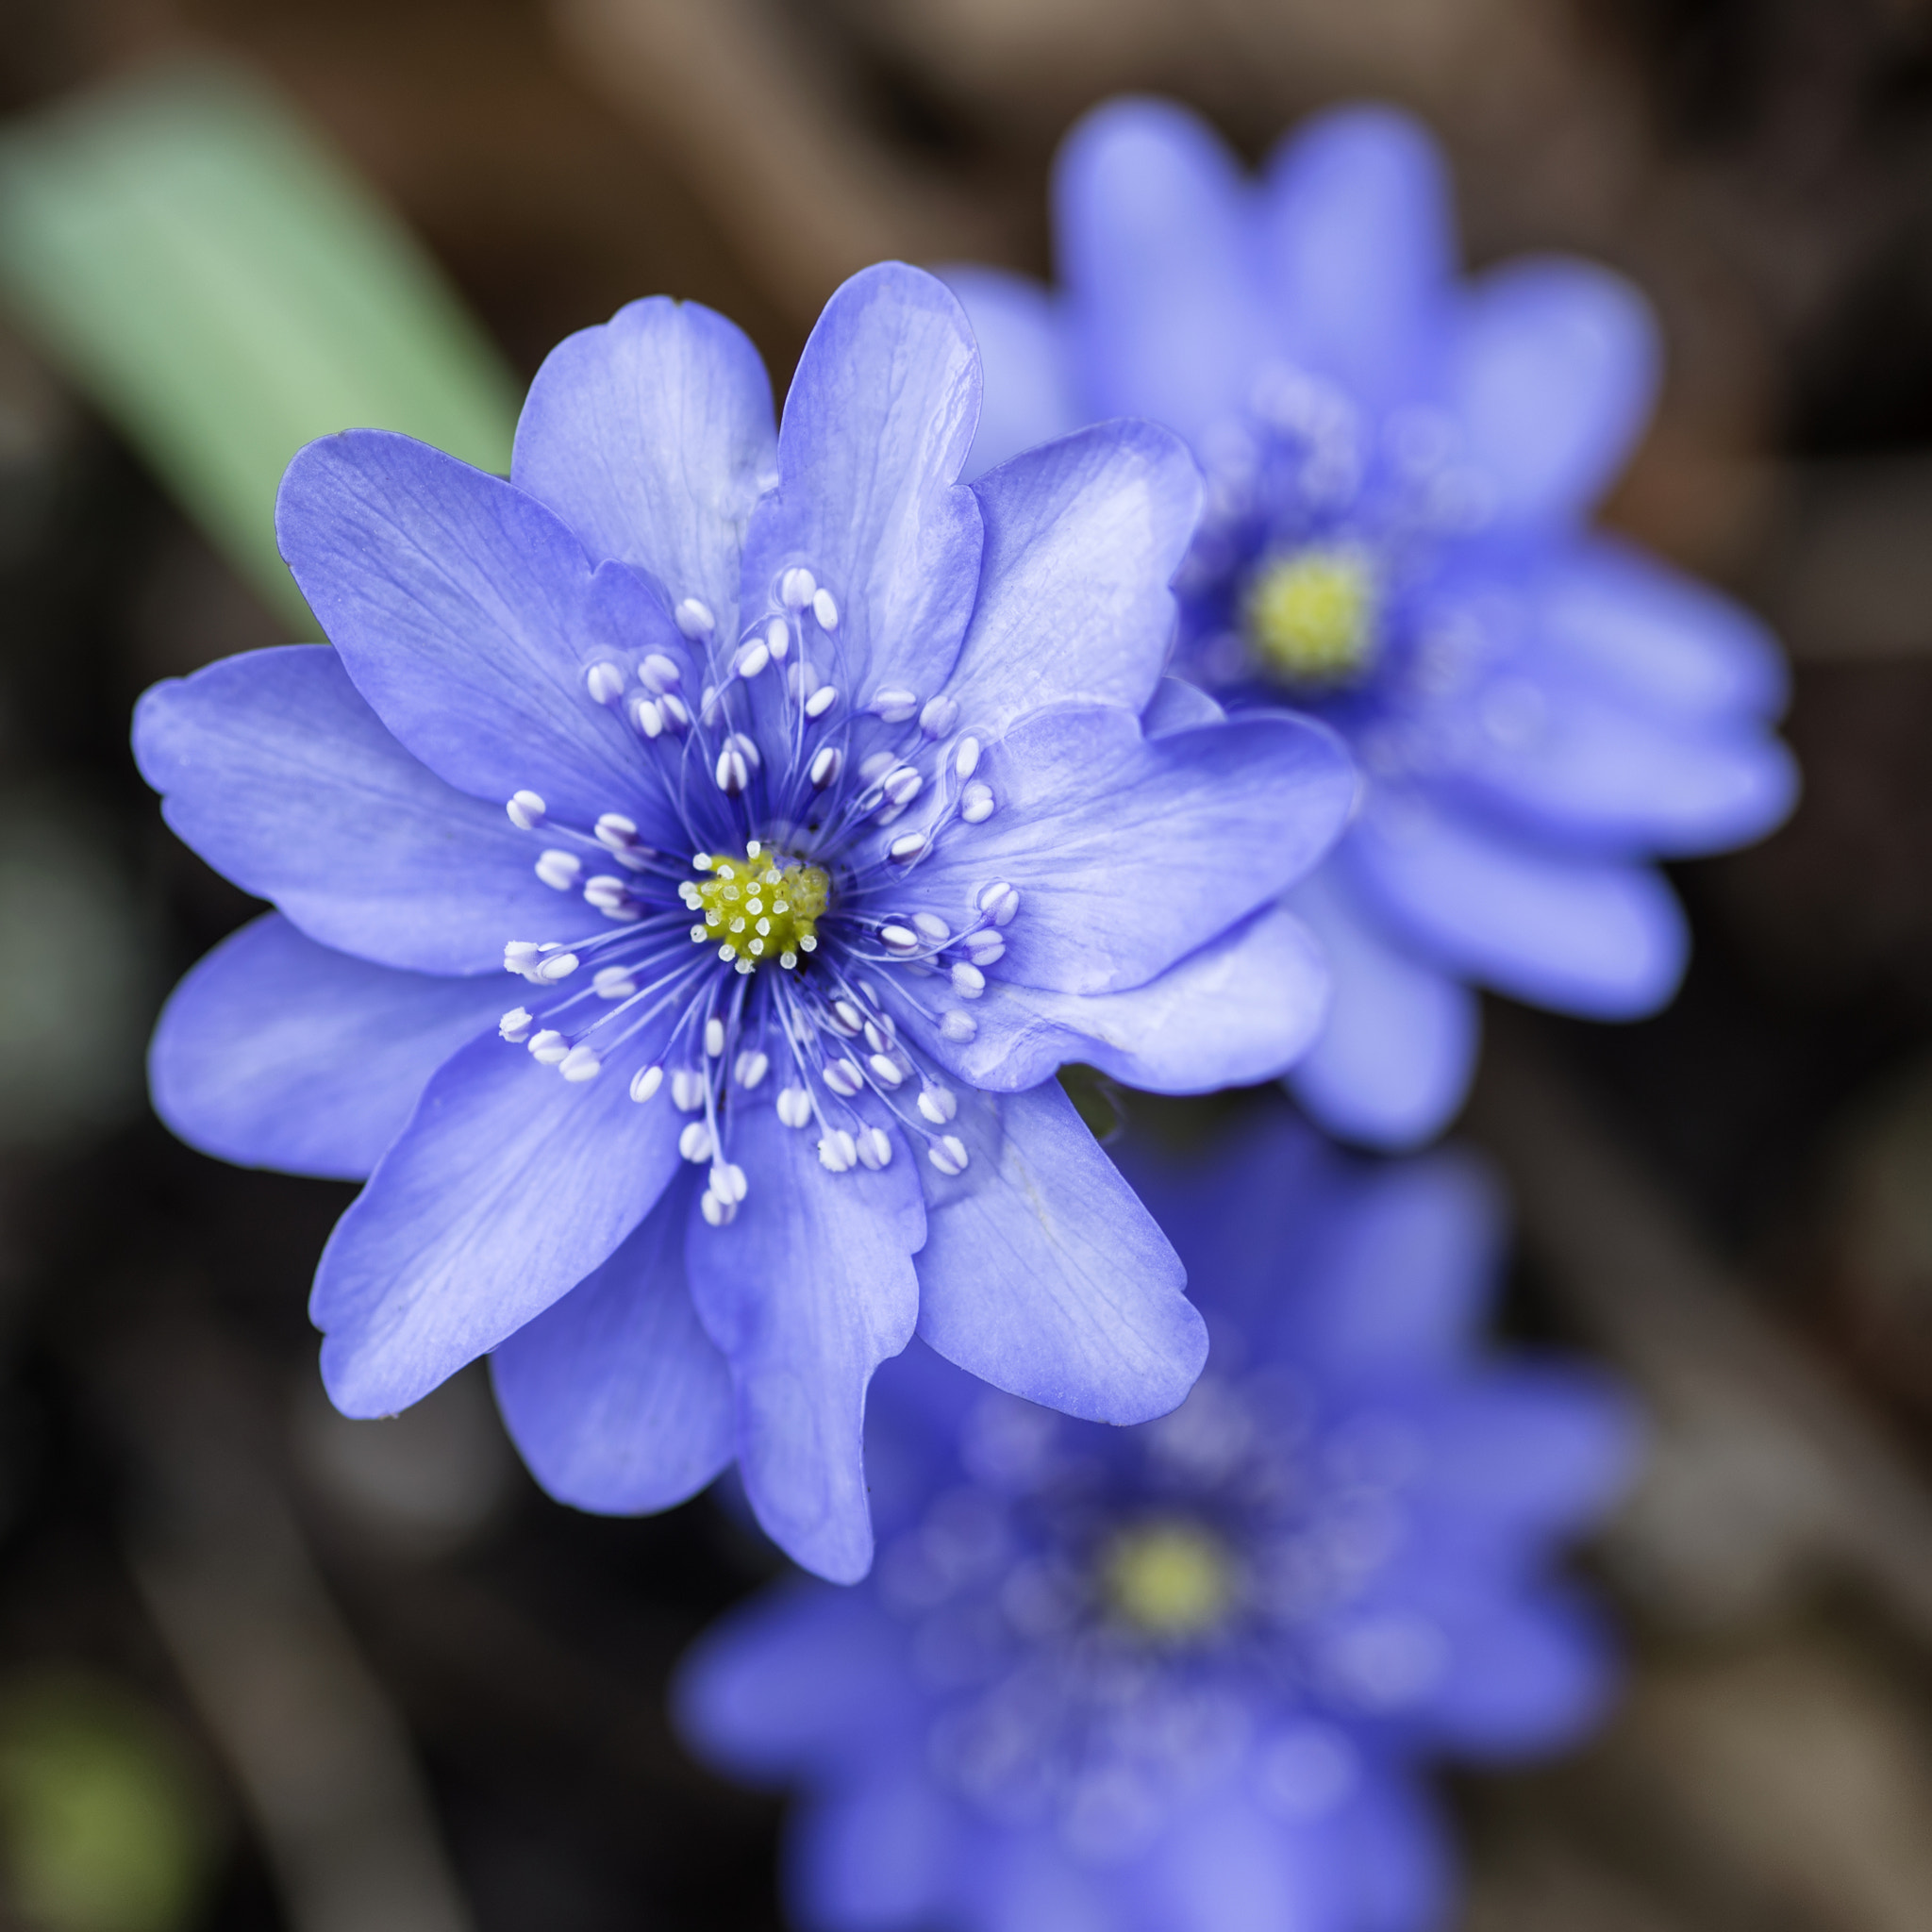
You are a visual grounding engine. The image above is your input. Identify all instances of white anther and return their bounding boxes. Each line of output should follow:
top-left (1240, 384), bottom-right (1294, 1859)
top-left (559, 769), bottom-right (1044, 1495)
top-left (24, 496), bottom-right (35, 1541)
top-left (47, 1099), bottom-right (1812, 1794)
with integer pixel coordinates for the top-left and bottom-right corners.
top-left (964, 931), bottom-right (1006, 967)
top-left (830, 999), bottom-right (864, 1035)
top-left (584, 875), bottom-right (630, 910)
top-left (812, 588), bottom-right (839, 630)
top-left (595, 812), bottom-right (640, 850)
top-left (675, 600), bottom-right (714, 641)
top-left (941, 1011), bottom-right (977, 1043)
top-left (882, 766), bottom-right (924, 808)
top-left (857, 1125), bottom-right (892, 1170)
top-left (961, 781), bottom-right (994, 824)
top-left (630, 1064), bottom-right (664, 1103)
top-left (950, 962), bottom-right (985, 998)
top-left (590, 967), bottom-right (635, 1001)
top-left (776, 1085), bottom-right (812, 1128)
top-left (709, 1160), bottom-right (749, 1204)
top-left (920, 695), bottom-right (959, 739)
top-left (927, 1135), bottom-right (970, 1176)
top-left (818, 1130), bottom-right (857, 1174)
top-left (765, 618), bottom-right (791, 663)
top-left (735, 1050), bottom-right (770, 1090)
top-left (629, 696), bottom-right (664, 738)
top-left (735, 640), bottom-right (771, 680)
top-left (823, 1058), bottom-right (863, 1098)
top-left (976, 882), bottom-right (1020, 925)
top-left (537, 952), bottom-right (581, 982)
top-left (805, 683), bottom-right (838, 719)
top-left (857, 753), bottom-right (895, 789)
top-left (700, 1191), bottom-right (736, 1227)
top-left (888, 833), bottom-right (927, 862)
top-left (507, 790), bottom-right (547, 830)
top-left (586, 660), bottom-right (626, 706)
top-left (499, 1007), bottom-right (534, 1041)
top-left (872, 689), bottom-right (920, 724)
top-left (779, 566), bottom-right (817, 608)
top-left (912, 913), bottom-right (949, 943)
top-left (560, 1045), bottom-right (603, 1082)
top-left (658, 692), bottom-right (691, 732)
top-left (671, 1069), bottom-right (708, 1112)
top-left (868, 1054), bottom-right (905, 1089)
top-left (864, 1020), bottom-right (896, 1058)
top-left (954, 736), bottom-right (980, 779)
top-left (917, 1084), bottom-right (958, 1124)
top-left (536, 850), bottom-right (582, 891)
top-left (704, 1017), bottom-right (725, 1058)
top-left (808, 745), bottom-right (843, 790)
top-left (879, 924), bottom-right (920, 956)
top-left (642, 651), bottom-right (686, 692)
top-left (529, 1030), bottom-right (570, 1064)
top-left (715, 742), bottom-right (752, 794)
top-left (504, 941), bottom-right (542, 975)
top-left (679, 1120), bottom-right (714, 1163)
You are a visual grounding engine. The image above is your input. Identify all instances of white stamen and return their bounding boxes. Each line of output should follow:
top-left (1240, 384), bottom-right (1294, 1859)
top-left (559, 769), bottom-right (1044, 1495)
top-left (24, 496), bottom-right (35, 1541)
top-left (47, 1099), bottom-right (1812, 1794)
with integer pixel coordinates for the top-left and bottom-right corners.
top-left (919, 695), bottom-right (958, 739)
top-left (863, 1018), bottom-right (895, 1053)
top-left (765, 617), bottom-right (790, 662)
top-left (941, 1011), bottom-right (977, 1043)
top-left (868, 1055), bottom-right (905, 1089)
top-left (950, 962), bottom-right (985, 998)
top-left (529, 1030), bottom-right (570, 1064)
top-left (507, 790), bottom-right (547, 830)
top-left (858, 750), bottom-right (897, 786)
top-left (928, 1134), bottom-right (970, 1176)
top-left (671, 1069), bottom-right (708, 1112)
top-left (560, 1045), bottom-right (603, 1082)
top-left (964, 931), bottom-right (1006, 967)
top-left (954, 736), bottom-right (980, 779)
top-left (499, 1008), bottom-right (534, 1041)
top-left (882, 766), bottom-right (924, 808)
top-left (504, 941), bottom-right (542, 975)
top-left (679, 1120), bottom-right (714, 1162)
top-left (700, 1191), bottom-right (736, 1227)
top-left (912, 913), bottom-right (949, 943)
top-left (917, 1084), bottom-right (958, 1124)
top-left (961, 781), bottom-right (994, 824)
top-left (709, 1160), bottom-right (749, 1204)
top-left (735, 640), bottom-right (771, 680)
top-left (536, 952), bottom-right (581, 982)
top-left (705, 1018), bottom-right (725, 1058)
top-left (536, 850), bottom-right (582, 891)
top-left (776, 1085), bottom-right (812, 1128)
top-left (630, 1064), bottom-right (664, 1103)
top-left (779, 566), bottom-right (817, 608)
top-left (734, 1050), bottom-right (770, 1090)
top-left (812, 588), bottom-right (839, 631)
top-left (879, 924), bottom-right (920, 956)
top-left (871, 688), bottom-right (919, 724)
top-left (888, 832), bottom-right (927, 862)
top-left (585, 660), bottom-right (626, 706)
top-left (629, 695), bottom-right (664, 738)
top-left (830, 999), bottom-right (864, 1035)
top-left (595, 812), bottom-right (641, 851)
top-left (818, 1130), bottom-right (857, 1173)
top-left (976, 882), bottom-right (1020, 925)
top-left (857, 1126), bottom-right (892, 1170)
top-left (808, 745), bottom-right (842, 790)
top-left (584, 875), bottom-right (631, 911)
top-left (675, 600), bottom-right (714, 641)
top-left (592, 966), bottom-right (638, 1000)
top-left (805, 683), bottom-right (838, 719)
top-left (715, 742), bottom-right (752, 794)
top-left (823, 1058), bottom-right (863, 1097)
top-left (658, 692), bottom-right (691, 732)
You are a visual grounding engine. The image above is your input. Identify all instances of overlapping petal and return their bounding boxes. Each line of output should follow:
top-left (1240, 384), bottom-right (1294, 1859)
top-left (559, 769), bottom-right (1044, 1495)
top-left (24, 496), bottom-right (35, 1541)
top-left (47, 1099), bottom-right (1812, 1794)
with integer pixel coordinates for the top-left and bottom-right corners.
top-left (942, 265), bottom-right (1081, 482)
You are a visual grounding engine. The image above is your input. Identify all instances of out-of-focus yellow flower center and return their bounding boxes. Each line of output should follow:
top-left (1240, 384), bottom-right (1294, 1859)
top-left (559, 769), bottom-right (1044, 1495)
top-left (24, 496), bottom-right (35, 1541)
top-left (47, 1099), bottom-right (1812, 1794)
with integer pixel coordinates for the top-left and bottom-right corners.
top-left (685, 842), bottom-right (828, 970)
top-left (1101, 1521), bottom-right (1237, 1640)
top-left (1243, 545), bottom-right (1378, 687)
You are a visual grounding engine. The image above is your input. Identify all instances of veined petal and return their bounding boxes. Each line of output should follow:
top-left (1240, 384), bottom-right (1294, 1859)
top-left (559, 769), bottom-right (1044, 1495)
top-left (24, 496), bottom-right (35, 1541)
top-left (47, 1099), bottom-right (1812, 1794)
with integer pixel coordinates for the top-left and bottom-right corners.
top-left (1258, 104), bottom-right (1454, 409)
top-left (313, 1018), bottom-right (685, 1417)
top-left (1055, 97), bottom-right (1271, 438)
top-left (277, 428), bottom-right (688, 835)
top-left (905, 900), bottom-right (1328, 1095)
top-left (910, 705), bottom-right (1355, 995)
top-left (685, 1103), bottom-right (924, 1584)
top-left (739, 263), bottom-right (983, 707)
top-left (510, 294), bottom-right (776, 626)
top-left (1283, 866), bottom-right (1480, 1151)
top-left (942, 421), bottom-right (1202, 739)
top-left (941, 264), bottom-right (1081, 482)
top-left (916, 1080), bottom-right (1205, 1424)
top-left (133, 646), bottom-right (580, 973)
top-left (1449, 257), bottom-right (1659, 529)
top-left (491, 1172), bottom-right (735, 1514)
top-left (1344, 795), bottom-right (1688, 1017)
top-left (150, 913), bottom-right (508, 1181)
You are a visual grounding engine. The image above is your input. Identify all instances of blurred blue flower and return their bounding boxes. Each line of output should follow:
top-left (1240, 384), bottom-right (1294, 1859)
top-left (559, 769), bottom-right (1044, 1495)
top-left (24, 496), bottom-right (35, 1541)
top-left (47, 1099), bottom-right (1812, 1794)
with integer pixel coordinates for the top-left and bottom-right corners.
top-left (677, 1108), bottom-right (1636, 1932)
top-left (946, 100), bottom-right (1798, 1150)
top-left (133, 262), bottom-right (1356, 1581)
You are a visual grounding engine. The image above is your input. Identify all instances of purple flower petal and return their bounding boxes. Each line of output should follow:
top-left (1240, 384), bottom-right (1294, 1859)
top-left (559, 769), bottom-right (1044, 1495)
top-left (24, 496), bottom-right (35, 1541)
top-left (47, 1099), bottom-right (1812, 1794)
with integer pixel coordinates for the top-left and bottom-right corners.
top-left (314, 1020), bottom-right (686, 1417)
top-left (916, 1080), bottom-right (1204, 1424)
top-left (149, 913), bottom-right (507, 1180)
top-left (685, 1101), bottom-right (924, 1583)
top-left (790, 1775), bottom-right (958, 1929)
top-left (490, 1172), bottom-right (734, 1514)
top-left (941, 264), bottom-right (1080, 482)
top-left (1126, 1794), bottom-right (1346, 1932)
top-left (133, 646), bottom-right (580, 973)
top-left (510, 295), bottom-right (776, 625)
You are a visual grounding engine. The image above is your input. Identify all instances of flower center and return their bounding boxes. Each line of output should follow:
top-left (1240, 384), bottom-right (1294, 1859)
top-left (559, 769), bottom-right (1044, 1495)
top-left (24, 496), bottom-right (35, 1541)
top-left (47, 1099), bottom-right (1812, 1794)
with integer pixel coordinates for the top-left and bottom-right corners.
top-left (1242, 544), bottom-right (1378, 688)
top-left (680, 841), bottom-right (829, 972)
top-left (1100, 1521), bottom-right (1237, 1641)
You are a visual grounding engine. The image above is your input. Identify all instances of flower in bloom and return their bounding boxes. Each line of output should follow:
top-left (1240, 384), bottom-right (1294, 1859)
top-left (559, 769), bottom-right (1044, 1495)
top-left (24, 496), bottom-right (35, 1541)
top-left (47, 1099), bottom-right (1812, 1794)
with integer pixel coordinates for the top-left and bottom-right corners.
top-left (945, 100), bottom-right (1798, 1150)
top-left (133, 263), bottom-right (1356, 1581)
top-left (677, 1108), bottom-right (1636, 1930)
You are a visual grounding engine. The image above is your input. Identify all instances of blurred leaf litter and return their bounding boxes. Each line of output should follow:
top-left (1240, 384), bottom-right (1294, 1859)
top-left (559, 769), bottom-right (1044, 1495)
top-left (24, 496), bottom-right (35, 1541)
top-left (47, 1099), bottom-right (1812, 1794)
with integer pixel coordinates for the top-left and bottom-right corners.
top-left (0, 59), bottom-right (520, 629)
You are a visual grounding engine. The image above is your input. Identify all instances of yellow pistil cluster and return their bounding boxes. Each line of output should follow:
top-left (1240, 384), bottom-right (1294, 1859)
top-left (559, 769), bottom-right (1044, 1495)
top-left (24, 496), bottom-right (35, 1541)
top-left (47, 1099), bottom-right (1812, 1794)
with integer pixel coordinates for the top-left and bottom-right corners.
top-left (1100, 1520), bottom-right (1237, 1641)
top-left (682, 841), bottom-right (828, 971)
top-left (1242, 543), bottom-right (1379, 688)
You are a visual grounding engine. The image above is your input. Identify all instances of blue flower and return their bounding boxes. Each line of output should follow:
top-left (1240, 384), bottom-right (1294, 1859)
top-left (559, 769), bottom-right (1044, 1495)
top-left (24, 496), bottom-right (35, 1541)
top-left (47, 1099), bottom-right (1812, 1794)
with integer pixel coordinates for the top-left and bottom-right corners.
top-left (945, 101), bottom-right (1798, 1150)
top-left (676, 1108), bottom-right (1636, 1930)
top-left (132, 263), bottom-right (1356, 1581)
